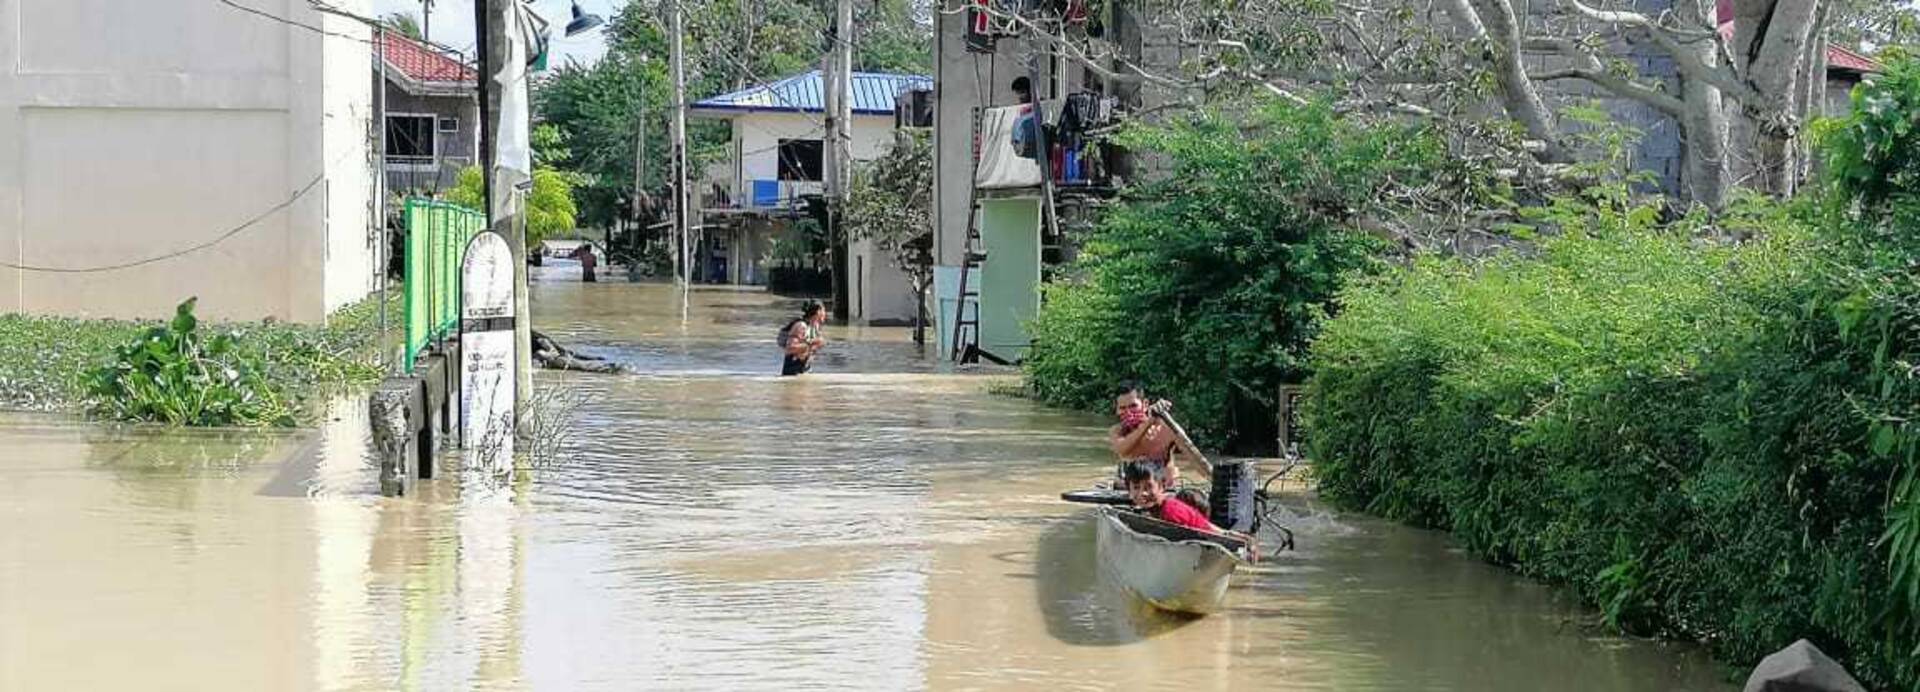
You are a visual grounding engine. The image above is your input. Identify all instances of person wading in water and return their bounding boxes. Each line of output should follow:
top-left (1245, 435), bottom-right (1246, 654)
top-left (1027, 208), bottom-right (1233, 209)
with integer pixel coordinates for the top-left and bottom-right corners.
top-left (780, 300), bottom-right (827, 376)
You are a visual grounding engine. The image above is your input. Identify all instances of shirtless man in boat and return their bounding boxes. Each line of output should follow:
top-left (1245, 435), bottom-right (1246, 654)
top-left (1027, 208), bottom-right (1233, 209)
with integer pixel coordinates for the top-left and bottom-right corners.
top-left (1109, 384), bottom-right (1206, 488)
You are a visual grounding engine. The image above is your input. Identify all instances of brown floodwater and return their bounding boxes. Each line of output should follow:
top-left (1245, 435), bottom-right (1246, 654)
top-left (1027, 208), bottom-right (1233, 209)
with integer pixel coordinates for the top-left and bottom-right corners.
top-left (0, 266), bottom-right (1738, 690)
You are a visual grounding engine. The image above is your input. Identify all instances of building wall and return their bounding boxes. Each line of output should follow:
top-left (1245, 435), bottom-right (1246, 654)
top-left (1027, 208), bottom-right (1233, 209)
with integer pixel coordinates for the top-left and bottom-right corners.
top-left (378, 82), bottom-right (477, 196)
top-left (715, 111), bottom-right (896, 204)
top-left (0, 0), bottom-right (374, 323)
top-left (851, 237), bottom-right (919, 325)
top-left (977, 198), bottom-right (1040, 360)
top-left (706, 110), bottom-right (921, 323)
top-left (322, 8), bottom-right (376, 318)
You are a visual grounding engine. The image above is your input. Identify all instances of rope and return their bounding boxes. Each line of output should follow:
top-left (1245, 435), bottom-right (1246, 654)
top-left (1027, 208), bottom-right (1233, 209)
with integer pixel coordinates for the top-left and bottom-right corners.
top-left (1, 140), bottom-right (364, 274)
top-left (214, 0), bottom-right (378, 46)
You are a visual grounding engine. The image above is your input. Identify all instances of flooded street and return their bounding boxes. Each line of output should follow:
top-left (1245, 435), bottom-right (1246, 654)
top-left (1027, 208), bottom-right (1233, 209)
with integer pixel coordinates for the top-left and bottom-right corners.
top-left (0, 268), bottom-right (1735, 691)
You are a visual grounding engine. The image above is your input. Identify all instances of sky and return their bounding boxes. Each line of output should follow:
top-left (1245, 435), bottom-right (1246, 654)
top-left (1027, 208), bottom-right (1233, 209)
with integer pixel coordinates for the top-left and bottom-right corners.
top-left (368, 0), bottom-right (628, 67)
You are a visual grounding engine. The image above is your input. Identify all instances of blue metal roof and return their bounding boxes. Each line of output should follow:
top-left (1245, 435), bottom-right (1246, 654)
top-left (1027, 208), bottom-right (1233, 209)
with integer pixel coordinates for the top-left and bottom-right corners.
top-left (691, 70), bottom-right (932, 116)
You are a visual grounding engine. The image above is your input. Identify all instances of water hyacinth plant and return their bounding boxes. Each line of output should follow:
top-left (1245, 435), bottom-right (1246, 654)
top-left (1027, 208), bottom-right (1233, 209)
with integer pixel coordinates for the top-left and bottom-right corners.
top-left (85, 298), bottom-right (296, 427)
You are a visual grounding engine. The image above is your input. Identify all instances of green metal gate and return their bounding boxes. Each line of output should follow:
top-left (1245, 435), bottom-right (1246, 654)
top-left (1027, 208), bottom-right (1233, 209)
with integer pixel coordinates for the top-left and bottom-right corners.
top-left (403, 198), bottom-right (487, 372)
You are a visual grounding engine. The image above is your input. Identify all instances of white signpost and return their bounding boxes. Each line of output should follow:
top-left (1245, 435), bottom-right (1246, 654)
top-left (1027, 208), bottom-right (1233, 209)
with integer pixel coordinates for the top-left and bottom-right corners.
top-left (461, 231), bottom-right (517, 475)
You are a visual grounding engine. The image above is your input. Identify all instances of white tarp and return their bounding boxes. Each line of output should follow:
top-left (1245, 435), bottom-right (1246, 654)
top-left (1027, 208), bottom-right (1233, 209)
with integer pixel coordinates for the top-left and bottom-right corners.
top-left (493, 0), bottom-right (544, 184)
top-left (974, 106), bottom-right (1042, 190)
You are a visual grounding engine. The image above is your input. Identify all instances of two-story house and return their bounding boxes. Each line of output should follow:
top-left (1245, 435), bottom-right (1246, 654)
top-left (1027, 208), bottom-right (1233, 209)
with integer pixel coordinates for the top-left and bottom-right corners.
top-left (375, 31), bottom-right (478, 197)
top-left (691, 70), bottom-right (932, 325)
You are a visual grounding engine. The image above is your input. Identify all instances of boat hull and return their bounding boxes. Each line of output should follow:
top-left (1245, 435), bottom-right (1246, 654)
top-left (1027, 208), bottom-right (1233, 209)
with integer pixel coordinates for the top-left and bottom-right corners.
top-left (1093, 507), bottom-right (1246, 615)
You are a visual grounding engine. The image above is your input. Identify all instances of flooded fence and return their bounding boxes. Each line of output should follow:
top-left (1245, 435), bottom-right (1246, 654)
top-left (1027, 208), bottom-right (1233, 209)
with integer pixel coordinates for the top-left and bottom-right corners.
top-left (404, 199), bottom-right (487, 373)
top-left (371, 199), bottom-right (488, 494)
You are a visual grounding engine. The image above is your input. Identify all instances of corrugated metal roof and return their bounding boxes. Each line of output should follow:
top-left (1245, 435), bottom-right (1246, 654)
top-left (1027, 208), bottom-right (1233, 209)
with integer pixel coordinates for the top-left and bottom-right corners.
top-left (692, 70), bottom-right (932, 116)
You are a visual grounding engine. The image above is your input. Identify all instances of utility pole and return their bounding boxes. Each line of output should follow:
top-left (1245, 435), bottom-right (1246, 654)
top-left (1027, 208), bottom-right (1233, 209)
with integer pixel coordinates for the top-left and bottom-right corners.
top-left (479, 0), bottom-right (534, 418)
top-left (632, 81), bottom-right (646, 264)
top-left (421, 0), bottom-right (434, 43)
top-left (377, 24), bottom-right (390, 369)
top-left (670, 0), bottom-right (692, 318)
top-left (824, 0), bottom-right (852, 321)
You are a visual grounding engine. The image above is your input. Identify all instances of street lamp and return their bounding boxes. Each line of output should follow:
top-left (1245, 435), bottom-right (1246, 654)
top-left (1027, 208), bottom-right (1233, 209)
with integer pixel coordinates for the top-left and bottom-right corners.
top-left (564, 2), bottom-right (604, 36)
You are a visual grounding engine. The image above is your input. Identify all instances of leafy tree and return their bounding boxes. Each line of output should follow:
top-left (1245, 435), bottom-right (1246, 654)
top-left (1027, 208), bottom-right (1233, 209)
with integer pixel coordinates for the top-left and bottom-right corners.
top-left (846, 131), bottom-right (933, 339)
top-left (985, 0), bottom-right (1920, 209)
top-left (446, 166), bottom-right (580, 244)
top-left (1024, 99), bottom-right (1463, 449)
top-left (380, 11), bottom-right (422, 40)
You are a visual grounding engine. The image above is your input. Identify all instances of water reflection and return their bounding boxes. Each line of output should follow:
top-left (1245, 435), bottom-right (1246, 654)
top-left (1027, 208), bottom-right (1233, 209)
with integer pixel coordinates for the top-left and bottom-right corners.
top-left (0, 277), bottom-right (1736, 690)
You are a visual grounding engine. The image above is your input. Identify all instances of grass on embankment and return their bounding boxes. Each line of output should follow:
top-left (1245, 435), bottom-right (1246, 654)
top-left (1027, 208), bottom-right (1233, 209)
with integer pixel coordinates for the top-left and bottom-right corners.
top-left (0, 291), bottom-right (400, 421)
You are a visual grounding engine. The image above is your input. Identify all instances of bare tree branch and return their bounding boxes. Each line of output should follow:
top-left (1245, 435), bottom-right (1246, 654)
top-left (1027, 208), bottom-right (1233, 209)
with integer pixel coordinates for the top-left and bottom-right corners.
top-left (1563, 0), bottom-right (1762, 105)
top-left (1527, 37), bottom-right (1687, 116)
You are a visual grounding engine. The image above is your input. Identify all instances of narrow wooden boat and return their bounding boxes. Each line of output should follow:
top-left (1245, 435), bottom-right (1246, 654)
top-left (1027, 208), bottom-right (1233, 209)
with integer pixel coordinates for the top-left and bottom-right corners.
top-left (1094, 506), bottom-right (1249, 615)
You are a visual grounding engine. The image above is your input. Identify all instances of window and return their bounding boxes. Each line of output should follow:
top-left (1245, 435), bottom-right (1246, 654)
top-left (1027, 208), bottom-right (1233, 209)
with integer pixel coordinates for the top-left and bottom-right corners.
top-left (385, 114), bottom-right (435, 159)
top-left (776, 139), bottom-right (823, 182)
top-left (437, 116), bottom-right (459, 134)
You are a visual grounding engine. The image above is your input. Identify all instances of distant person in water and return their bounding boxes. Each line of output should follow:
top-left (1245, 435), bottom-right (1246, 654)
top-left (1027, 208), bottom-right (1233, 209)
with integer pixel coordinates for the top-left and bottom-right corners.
top-left (780, 300), bottom-right (827, 376)
top-left (570, 244), bottom-right (598, 282)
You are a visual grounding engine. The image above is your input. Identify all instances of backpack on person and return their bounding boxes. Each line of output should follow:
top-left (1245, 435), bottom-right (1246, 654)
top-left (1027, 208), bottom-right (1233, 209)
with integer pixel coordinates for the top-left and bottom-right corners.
top-left (778, 320), bottom-right (808, 349)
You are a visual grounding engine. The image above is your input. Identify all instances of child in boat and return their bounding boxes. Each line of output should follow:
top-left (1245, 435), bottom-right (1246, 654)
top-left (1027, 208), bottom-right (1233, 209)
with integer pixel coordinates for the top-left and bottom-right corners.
top-left (1123, 461), bottom-right (1259, 560)
top-left (1122, 460), bottom-right (1215, 532)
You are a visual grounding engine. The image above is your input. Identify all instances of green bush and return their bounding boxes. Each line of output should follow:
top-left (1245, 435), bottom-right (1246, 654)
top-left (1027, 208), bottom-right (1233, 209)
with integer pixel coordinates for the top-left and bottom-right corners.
top-left (86, 298), bottom-right (295, 426)
top-left (1304, 61), bottom-right (1920, 687)
top-left (1023, 100), bottom-right (1457, 449)
top-left (1305, 194), bottom-right (1920, 686)
top-left (1, 293), bottom-right (392, 423)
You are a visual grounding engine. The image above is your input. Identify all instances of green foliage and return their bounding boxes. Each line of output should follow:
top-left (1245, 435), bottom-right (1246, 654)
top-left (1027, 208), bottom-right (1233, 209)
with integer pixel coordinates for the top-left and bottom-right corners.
top-left (1024, 99), bottom-right (1453, 449)
top-left (532, 123), bottom-right (571, 168)
top-left (846, 131), bottom-right (933, 290)
top-left (446, 166), bottom-right (579, 244)
top-left (1818, 56), bottom-right (1920, 224)
top-left (85, 299), bottom-right (293, 426)
top-left (1306, 62), bottom-right (1920, 687)
top-left (380, 12), bottom-right (422, 40)
top-left (1304, 199), bottom-right (1920, 686)
top-left (1, 293), bottom-right (393, 422)
top-left (767, 218), bottom-right (827, 268)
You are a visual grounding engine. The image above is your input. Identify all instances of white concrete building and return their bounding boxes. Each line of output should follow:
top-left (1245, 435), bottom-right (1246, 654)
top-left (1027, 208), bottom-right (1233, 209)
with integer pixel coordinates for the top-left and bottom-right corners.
top-left (692, 70), bottom-right (931, 325)
top-left (0, 0), bottom-right (377, 323)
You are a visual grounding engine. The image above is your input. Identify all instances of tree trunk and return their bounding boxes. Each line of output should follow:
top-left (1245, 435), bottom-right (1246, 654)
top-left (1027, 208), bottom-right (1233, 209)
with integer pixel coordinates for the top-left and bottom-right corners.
top-left (1731, 0), bottom-right (1821, 197)
top-left (1459, 0), bottom-right (1572, 163)
top-left (1679, 35), bottom-right (1731, 210)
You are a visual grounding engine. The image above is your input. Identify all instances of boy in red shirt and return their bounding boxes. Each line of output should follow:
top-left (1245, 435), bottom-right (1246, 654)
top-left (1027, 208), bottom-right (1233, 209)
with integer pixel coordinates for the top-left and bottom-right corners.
top-left (1122, 461), bottom-right (1259, 560)
top-left (1123, 460), bottom-right (1214, 531)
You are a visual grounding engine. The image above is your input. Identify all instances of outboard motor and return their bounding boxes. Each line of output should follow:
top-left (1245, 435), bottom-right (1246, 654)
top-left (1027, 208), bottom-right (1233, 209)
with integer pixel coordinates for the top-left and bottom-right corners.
top-left (1208, 461), bottom-right (1256, 533)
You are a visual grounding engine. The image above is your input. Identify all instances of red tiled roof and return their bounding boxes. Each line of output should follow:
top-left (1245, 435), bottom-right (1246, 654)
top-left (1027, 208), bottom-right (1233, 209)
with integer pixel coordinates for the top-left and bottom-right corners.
top-left (380, 31), bottom-right (476, 85)
top-left (1826, 45), bottom-right (1881, 74)
top-left (1714, 21), bottom-right (1882, 75)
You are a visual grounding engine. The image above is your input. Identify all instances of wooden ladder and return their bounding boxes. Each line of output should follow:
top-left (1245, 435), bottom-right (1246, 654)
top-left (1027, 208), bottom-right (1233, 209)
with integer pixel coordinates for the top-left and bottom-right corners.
top-left (950, 202), bottom-right (987, 364)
